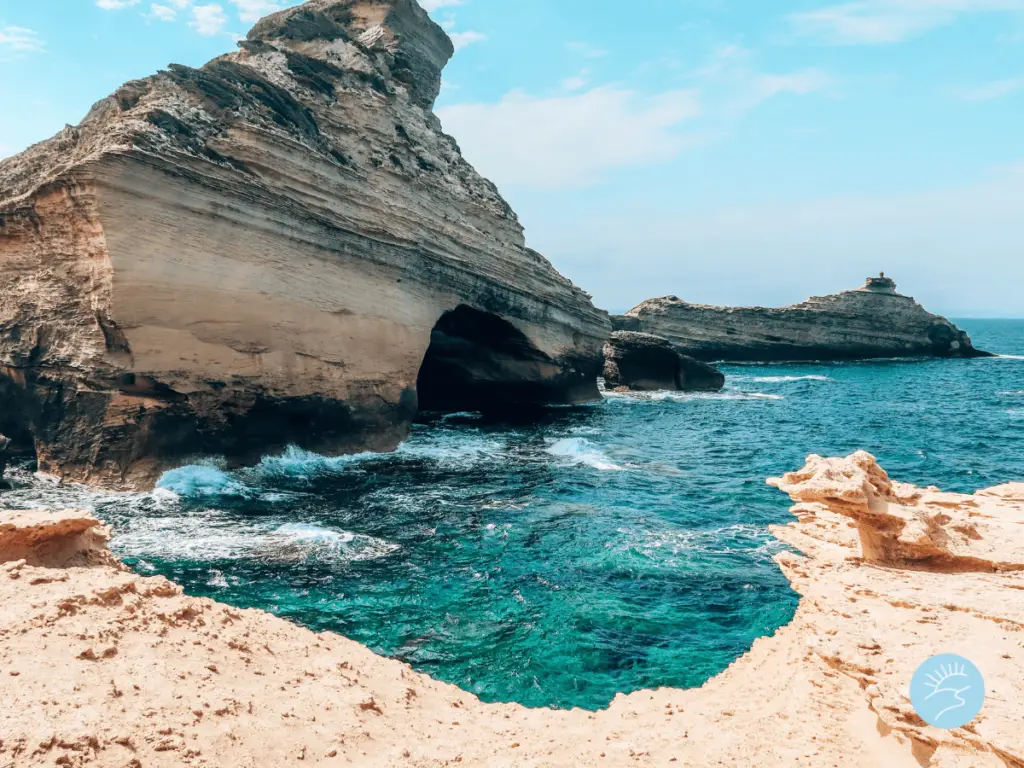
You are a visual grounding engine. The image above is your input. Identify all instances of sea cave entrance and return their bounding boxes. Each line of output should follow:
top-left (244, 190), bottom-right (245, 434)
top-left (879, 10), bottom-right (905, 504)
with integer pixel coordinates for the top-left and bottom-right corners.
top-left (416, 305), bottom-right (560, 415)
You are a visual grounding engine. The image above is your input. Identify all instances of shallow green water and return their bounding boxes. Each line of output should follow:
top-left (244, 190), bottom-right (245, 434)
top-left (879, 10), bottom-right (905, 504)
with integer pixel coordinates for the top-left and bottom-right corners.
top-left (3, 319), bottom-right (1020, 710)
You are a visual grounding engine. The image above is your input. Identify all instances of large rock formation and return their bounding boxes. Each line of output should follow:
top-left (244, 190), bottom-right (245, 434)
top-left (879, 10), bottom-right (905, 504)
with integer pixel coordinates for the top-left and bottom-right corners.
top-left (614, 274), bottom-right (989, 362)
top-left (2, 455), bottom-right (1021, 766)
top-left (602, 331), bottom-right (724, 392)
top-left (0, 0), bottom-right (609, 489)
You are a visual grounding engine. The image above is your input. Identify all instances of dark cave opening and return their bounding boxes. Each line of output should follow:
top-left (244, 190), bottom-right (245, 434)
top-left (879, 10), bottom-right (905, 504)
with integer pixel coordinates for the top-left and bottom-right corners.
top-left (416, 305), bottom-right (563, 415)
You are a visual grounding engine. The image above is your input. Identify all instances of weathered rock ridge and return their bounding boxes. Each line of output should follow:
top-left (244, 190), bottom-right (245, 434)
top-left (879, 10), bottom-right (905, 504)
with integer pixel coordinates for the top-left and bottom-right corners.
top-left (602, 331), bottom-right (725, 392)
top-left (614, 274), bottom-right (989, 362)
top-left (0, 0), bottom-right (610, 489)
top-left (2, 454), bottom-right (1021, 766)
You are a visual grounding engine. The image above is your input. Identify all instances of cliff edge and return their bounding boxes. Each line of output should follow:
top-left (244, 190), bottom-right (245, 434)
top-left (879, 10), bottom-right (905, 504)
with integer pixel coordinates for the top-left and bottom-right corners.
top-left (2, 453), bottom-right (1020, 766)
top-left (0, 0), bottom-right (610, 489)
top-left (614, 274), bottom-right (989, 362)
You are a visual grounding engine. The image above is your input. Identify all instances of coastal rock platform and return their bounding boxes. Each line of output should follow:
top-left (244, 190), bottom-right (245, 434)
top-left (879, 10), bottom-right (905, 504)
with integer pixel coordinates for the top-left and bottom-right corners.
top-left (614, 275), bottom-right (990, 362)
top-left (602, 331), bottom-right (725, 392)
top-left (2, 453), bottom-right (1020, 767)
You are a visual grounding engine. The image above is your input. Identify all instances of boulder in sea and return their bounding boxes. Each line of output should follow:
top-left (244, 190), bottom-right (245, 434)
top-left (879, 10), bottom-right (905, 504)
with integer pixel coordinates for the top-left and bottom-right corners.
top-left (613, 274), bottom-right (990, 362)
top-left (0, 0), bottom-right (610, 489)
top-left (603, 331), bottom-right (725, 392)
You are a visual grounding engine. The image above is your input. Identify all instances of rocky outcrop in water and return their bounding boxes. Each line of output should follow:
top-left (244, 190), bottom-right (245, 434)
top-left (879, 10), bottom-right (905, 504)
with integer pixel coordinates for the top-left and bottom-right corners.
top-left (0, 0), bottom-right (609, 489)
top-left (2, 454), bottom-right (1021, 766)
top-left (602, 331), bottom-right (724, 392)
top-left (614, 274), bottom-right (989, 362)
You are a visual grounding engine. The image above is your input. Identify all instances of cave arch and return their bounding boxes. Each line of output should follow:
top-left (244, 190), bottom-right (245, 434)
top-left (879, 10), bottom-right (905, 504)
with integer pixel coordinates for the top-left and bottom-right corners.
top-left (416, 305), bottom-right (563, 414)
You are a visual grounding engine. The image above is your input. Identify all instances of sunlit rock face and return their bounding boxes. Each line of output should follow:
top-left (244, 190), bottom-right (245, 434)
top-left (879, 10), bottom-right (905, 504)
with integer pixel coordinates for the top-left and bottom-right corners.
top-left (614, 275), bottom-right (989, 363)
top-left (0, 0), bottom-right (609, 489)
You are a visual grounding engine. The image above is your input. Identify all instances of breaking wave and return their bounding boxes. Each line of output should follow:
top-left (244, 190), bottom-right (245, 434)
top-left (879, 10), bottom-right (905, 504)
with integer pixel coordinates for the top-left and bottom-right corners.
top-left (545, 438), bottom-right (625, 471)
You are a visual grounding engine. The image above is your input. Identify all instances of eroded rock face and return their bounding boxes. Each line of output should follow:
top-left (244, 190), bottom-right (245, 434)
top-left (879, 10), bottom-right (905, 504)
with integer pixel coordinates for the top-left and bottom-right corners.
top-left (2, 457), bottom-right (1022, 766)
top-left (602, 331), bottom-right (724, 392)
top-left (615, 275), bottom-right (989, 362)
top-left (0, 0), bottom-right (610, 488)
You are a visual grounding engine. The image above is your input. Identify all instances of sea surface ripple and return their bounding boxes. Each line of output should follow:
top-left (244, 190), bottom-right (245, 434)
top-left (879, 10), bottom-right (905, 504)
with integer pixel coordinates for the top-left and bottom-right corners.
top-left (2, 320), bottom-right (1021, 710)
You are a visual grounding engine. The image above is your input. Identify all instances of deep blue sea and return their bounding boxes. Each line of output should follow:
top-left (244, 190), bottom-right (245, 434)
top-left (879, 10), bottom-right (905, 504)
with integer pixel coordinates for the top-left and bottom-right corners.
top-left (2, 320), bottom-right (1021, 710)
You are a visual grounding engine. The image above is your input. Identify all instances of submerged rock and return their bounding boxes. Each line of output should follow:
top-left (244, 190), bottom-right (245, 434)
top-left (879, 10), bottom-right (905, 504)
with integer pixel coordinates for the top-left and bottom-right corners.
top-left (0, 0), bottom-right (609, 489)
top-left (614, 274), bottom-right (990, 362)
top-left (602, 331), bottom-right (724, 392)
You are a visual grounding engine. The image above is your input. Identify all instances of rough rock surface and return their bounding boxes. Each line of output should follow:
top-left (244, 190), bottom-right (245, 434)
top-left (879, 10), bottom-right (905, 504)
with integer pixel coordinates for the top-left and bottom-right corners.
top-left (602, 331), bottom-right (724, 392)
top-left (0, 0), bottom-right (609, 489)
top-left (614, 275), bottom-right (989, 362)
top-left (2, 453), bottom-right (1021, 767)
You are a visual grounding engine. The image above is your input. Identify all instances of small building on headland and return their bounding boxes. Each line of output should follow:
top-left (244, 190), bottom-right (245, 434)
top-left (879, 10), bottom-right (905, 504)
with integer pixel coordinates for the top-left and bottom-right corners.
top-left (859, 273), bottom-right (898, 295)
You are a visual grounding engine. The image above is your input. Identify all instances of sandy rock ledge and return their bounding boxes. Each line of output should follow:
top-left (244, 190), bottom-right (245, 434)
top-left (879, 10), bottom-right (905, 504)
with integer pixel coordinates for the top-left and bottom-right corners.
top-left (1, 453), bottom-right (1021, 767)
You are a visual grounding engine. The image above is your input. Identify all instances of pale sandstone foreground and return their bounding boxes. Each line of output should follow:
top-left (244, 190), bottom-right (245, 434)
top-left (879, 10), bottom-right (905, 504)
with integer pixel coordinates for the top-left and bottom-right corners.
top-left (1, 453), bottom-right (1021, 767)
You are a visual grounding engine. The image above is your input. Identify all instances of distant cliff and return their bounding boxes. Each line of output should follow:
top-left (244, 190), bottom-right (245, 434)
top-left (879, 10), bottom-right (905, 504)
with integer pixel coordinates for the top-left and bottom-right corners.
top-left (614, 275), bottom-right (989, 362)
top-left (0, 0), bottom-right (609, 488)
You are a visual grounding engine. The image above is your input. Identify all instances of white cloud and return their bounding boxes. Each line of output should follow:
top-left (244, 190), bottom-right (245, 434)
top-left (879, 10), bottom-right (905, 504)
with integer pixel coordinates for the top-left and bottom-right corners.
top-left (791, 0), bottom-right (1024, 44)
top-left (449, 30), bottom-right (487, 50)
top-left (956, 76), bottom-right (1024, 101)
top-left (0, 25), bottom-right (45, 52)
top-left (562, 70), bottom-right (590, 91)
top-left (190, 3), bottom-right (228, 35)
top-left (231, 0), bottom-right (287, 23)
top-left (150, 3), bottom-right (178, 21)
top-left (97, 0), bottom-right (141, 8)
top-left (437, 87), bottom-right (702, 188)
top-left (0, 144), bottom-right (13, 158)
top-left (419, 0), bottom-right (463, 11)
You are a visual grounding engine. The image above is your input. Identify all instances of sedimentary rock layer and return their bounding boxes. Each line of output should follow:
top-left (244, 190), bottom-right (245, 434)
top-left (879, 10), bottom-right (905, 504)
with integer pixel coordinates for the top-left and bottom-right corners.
top-left (0, 0), bottom-right (609, 489)
top-left (2, 453), bottom-right (1020, 766)
top-left (614, 276), bottom-right (989, 362)
top-left (602, 331), bottom-right (724, 392)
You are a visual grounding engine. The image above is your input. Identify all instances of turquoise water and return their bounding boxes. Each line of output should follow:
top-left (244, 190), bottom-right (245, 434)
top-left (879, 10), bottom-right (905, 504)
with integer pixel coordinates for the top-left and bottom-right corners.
top-left (2, 320), bottom-right (1020, 710)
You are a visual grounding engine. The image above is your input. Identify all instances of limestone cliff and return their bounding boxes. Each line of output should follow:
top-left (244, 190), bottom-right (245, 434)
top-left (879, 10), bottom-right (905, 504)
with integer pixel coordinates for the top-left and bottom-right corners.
top-left (614, 274), bottom-right (989, 362)
top-left (2, 454), bottom-right (1021, 766)
top-left (0, 0), bottom-right (610, 489)
top-left (602, 331), bottom-right (724, 392)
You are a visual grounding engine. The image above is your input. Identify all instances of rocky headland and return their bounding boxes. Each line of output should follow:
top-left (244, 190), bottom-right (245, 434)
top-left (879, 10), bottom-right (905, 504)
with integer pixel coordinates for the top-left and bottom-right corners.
top-left (0, 0), bottom-right (609, 490)
top-left (2, 452), bottom-right (1020, 767)
top-left (602, 331), bottom-right (725, 392)
top-left (614, 274), bottom-right (990, 362)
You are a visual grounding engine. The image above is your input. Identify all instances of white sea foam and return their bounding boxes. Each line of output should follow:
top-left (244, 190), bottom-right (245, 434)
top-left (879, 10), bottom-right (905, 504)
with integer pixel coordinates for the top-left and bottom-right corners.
top-left (603, 390), bottom-right (783, 403)
top-left (111, 514), bottom-right (399, 564)
top-left (158, 463), bottom-right (251, 498)
top-left (733, 375), bottom-right (833, 383)
top-left (545, 438), bottom-right (624, 471)
top-left (995, 354), bottom-right (1024, 360)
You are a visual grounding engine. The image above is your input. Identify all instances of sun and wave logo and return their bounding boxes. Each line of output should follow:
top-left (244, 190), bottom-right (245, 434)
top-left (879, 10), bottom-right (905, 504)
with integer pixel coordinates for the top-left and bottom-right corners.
top-left (910, 654), bottom-right (985, 729)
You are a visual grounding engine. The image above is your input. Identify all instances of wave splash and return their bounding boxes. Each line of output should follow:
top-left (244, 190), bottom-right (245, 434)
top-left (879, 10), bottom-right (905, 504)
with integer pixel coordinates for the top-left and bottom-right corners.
top-left (545, 438), bottom-right (625, 471)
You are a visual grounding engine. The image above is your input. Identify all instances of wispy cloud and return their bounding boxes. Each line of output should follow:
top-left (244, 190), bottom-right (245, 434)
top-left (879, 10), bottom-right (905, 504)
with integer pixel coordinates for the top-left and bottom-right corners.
top-left (562, 70), bottom-right (591, 91)
top-left (449, 30), bottom-right (487, 50)
top-left (791, 0), bottom-right (1024, 45)
top-left (97, 0), bottom-right (142, 9)
top-left (0, 25), bottom-right (45, 53)
top-left (231, 0), bottom-right (287, 23)
top-left (567, 42), bottom-right (609, 59)
top-left (190, 3), bottom-right (228, 35)
top-left (150, 3), bottom-right (178, 21)
top-left (955, 76), bottom-right (1024, 101)
top-left (419, 0), bottom-right (463, 11)
top-left (438, 87), bottom-right (702, 188)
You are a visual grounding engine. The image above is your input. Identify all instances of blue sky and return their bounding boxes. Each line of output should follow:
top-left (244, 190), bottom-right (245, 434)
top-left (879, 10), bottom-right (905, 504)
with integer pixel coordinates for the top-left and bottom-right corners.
top-left (1, 0), bottom-right (1022, 316)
